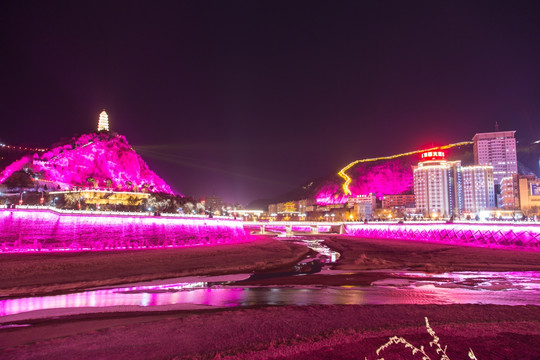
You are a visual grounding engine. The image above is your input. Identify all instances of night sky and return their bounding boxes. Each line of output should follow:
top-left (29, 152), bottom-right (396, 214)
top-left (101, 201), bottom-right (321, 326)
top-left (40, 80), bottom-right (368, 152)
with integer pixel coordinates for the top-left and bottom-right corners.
top-left (1, 1), bottom-right (540, 204)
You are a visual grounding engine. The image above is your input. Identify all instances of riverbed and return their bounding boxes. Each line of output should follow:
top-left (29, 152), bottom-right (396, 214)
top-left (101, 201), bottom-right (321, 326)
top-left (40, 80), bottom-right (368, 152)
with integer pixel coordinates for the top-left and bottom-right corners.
top-left (2, 238), bottom-right (540, 324)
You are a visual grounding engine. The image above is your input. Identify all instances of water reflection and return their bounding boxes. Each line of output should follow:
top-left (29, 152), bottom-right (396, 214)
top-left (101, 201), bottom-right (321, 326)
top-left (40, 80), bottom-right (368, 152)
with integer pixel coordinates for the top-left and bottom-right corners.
top-left (299, 239), bottom-right (340, 264)
top-left (373, 270), bottom-right (540, 291)
top-left (2, 271), bottom-right (540, 323)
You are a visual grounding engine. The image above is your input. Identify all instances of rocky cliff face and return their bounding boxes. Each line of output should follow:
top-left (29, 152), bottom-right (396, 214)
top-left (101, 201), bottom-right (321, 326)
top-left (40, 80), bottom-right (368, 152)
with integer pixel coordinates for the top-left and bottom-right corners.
top-left (0, 132), bottom-right (174, 194)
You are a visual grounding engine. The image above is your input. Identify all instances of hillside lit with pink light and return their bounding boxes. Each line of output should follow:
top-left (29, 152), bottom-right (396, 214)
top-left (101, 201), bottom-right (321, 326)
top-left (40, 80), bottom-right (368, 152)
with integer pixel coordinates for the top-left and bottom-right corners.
top-left (316, 155), bottom-right (417, 205)
top-left (0, 131), bottom-right (174, 194)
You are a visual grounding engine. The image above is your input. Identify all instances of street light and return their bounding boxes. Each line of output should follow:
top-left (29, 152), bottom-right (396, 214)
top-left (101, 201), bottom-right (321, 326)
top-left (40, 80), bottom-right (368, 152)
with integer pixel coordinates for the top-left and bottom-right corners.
top-left (19, 191), bottom-right (26, 205)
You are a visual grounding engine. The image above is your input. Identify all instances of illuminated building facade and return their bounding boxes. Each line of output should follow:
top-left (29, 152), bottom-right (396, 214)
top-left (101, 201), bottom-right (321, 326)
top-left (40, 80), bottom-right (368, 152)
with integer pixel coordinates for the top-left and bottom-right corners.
top-left (268, 201), bottom-right (306, 220)
top-left (413, 151), bottom-right (462, 217)
top-left (473, 131), bottom-right (517, 185)
top-left (46, 190), bottom-right (151, 209)
top-left (500, 175), bottom-right (520, 210)
top-left (461, 166), bottom-right (495, 213)
top-left (519, 176), bottom-right (540, 216)
top-left (382, 194), bottom-right (415, 209)
top-left (347, 193), bottom-right (377, 208)
top-left (348, 193), bottom-right (376, 219)
top-left (501, 174), bottom-right (540, 215)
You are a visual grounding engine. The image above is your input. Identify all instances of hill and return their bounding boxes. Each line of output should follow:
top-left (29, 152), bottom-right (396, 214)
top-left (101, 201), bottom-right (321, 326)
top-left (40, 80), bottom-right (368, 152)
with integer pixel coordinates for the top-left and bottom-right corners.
top-left (249, 141), bottom-right (539, 209)
top-left (0, 132), bottom-right (173, 194)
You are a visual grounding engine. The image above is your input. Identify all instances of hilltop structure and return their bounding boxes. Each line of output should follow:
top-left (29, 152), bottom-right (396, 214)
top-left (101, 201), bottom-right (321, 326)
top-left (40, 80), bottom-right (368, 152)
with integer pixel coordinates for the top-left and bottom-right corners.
top-left (97, 110), bottom-right (110, 132)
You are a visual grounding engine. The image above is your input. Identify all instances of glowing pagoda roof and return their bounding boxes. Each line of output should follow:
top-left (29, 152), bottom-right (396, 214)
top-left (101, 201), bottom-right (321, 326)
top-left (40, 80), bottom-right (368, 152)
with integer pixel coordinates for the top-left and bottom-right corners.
top-left (97, 110), bottom-right (109, 132)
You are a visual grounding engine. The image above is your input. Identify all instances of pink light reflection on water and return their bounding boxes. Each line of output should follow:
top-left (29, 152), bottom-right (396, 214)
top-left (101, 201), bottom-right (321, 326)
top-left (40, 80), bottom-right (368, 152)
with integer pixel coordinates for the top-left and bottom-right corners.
top-left (2, 271), bottom-right (540, 323)
top-left (0, 283), bottom-right (245, 318)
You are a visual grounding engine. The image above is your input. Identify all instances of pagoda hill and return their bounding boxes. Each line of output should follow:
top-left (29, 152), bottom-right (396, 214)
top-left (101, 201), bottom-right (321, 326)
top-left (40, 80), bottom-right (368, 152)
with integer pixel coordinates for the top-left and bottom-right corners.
top-left (0, 131), bottom-right (174, 194)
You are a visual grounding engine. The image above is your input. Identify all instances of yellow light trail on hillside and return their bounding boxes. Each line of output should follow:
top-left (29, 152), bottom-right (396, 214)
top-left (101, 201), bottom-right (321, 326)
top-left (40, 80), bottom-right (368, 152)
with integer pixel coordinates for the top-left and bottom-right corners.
top-left (338, 141), bottom-right (474, 195)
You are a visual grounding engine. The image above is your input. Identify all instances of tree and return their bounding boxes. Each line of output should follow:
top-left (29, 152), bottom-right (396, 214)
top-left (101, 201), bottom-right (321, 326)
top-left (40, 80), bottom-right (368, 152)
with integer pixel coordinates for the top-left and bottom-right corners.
top-left (3, 171), bottom-right (33, 189)
top-left (86, 177), bottom-right (96, 188)
top-left (522, 206), bottom-right (540, 218)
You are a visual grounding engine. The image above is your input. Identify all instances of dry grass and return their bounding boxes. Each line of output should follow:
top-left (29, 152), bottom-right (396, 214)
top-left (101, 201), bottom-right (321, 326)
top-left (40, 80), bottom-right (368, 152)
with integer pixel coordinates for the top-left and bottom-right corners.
top-left (325, 235), bottom-right (540, 273)
top-left (375, 317), bottom-right (477, 360)
top-left (0, 236), bottom-right (309, 297)
top-left (2, 305), bottom-right (539, 359)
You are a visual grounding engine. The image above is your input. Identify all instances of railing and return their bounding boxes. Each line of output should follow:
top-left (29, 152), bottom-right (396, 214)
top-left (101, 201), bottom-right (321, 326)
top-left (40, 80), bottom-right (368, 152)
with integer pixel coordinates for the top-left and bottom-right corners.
top-left (344, 222), bottom-right (540, 250)
top-left (0, 208), bottom-right (249, 252)
top-left (1, 205), bottom-right (235, 220)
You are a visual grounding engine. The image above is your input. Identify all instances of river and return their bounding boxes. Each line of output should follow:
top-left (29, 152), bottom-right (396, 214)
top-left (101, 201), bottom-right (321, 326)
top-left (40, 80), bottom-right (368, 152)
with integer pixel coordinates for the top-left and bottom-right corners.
top-left (1, 238), bottom-right (540, 324)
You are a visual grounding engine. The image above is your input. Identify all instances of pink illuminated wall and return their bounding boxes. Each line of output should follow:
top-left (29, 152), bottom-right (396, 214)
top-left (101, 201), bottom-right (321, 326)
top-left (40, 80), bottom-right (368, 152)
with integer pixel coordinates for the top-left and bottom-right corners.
top-left (0, 209), bottom-right (250, 252)
top-left (0, 132), bottom-right (173, 194)
top-left (263, 225), bottom-right (332, 233)
top-left (345, 223), bottom-right (540, 250)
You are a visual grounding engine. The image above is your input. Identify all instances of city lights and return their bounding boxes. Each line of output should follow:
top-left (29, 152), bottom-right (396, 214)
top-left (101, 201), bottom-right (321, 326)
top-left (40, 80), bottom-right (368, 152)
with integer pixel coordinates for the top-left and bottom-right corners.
top-left (338, 141), bottom-right (474, 196)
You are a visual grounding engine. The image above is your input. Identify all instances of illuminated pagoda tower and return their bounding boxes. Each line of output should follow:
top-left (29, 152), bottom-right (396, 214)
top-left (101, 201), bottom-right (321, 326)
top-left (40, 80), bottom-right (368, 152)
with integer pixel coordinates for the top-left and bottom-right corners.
top-left (97, 110), bottom-right (110, 132)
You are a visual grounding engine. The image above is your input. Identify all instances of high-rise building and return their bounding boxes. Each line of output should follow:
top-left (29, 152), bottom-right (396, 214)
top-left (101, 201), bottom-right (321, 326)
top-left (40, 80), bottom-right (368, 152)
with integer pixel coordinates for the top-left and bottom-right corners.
top-left (461, 166), bottom-right (495, 213)
top-left (500, 174), bottom-right (522, 210)
top-left (413, 151), bottom-right (462, 217)
top-left (98, 110), bottom-right (110, 132)
top-left (472, 131), bottom-right (518, 185)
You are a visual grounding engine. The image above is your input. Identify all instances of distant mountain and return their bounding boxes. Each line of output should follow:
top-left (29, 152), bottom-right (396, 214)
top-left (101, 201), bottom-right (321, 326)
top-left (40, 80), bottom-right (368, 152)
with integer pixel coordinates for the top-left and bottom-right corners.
top-left (0, 132), bottom-right (174, 194)
top-left (517, 141), bottom-right (540, 177)
top-left (247, 176), bottom-right (331, 210)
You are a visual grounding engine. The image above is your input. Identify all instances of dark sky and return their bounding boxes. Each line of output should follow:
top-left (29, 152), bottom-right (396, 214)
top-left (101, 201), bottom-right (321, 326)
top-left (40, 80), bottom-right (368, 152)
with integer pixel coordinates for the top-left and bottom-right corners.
top-left (1, 1), bottom-right (540, 204)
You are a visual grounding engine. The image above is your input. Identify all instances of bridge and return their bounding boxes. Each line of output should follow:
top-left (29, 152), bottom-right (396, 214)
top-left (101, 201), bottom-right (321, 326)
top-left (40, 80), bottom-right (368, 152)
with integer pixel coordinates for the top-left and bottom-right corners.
top-left (246, 220), bottom-right (540, 250)
top-left (243, 221), bottom-right (344, 235)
